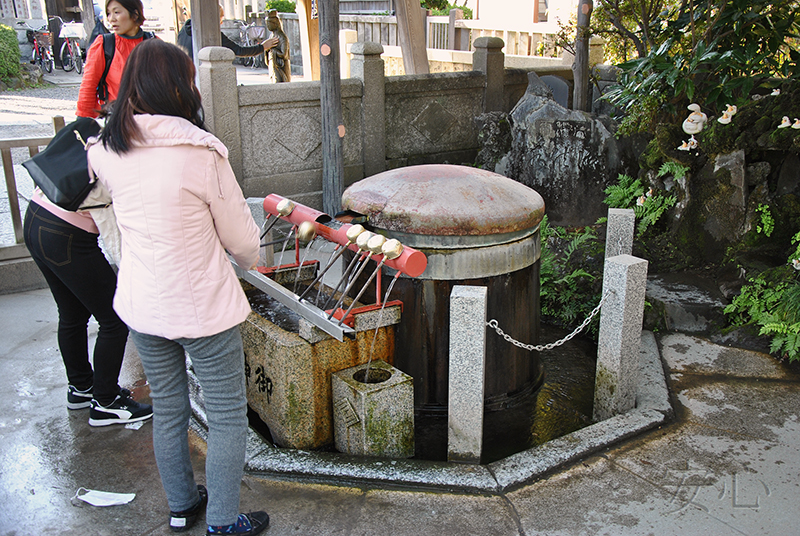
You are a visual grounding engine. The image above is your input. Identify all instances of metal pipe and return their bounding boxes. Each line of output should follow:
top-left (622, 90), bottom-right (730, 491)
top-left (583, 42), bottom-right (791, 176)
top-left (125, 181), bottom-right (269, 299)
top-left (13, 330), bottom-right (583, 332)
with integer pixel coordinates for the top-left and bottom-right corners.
top-left (337, 239), bottom-right (403, 325)
top-left (296, 224), bottom-right (365, 302)
top-left (263, 194), bottom-right (427, 277)
top-left (326, 231), bottom-right (379, 319)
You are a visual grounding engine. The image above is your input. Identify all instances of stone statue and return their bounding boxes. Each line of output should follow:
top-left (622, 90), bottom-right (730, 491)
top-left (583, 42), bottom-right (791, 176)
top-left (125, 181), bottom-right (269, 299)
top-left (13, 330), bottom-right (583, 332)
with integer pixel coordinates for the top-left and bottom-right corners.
top-left (267, 10), bottom-right (291, 83)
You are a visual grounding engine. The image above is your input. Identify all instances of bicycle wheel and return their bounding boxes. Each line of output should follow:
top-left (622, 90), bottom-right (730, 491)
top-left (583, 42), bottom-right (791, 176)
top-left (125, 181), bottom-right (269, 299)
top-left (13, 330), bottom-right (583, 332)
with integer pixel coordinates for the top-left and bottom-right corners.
top-left (73, 44), bottom-right (83, 74)
top-left (60, 40), bottom-right (74, 71)
top-left (43, 49), bottom-right (54, 73)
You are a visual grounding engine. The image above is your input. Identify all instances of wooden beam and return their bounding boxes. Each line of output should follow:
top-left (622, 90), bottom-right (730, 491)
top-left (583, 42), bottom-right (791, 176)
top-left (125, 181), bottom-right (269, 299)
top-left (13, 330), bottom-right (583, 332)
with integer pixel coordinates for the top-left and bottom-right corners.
top-left (190, 0), bottom-right (221, 65)
top-left (296, 0), bottom-right (320, 81)
top-left (573, 0), bottom-right (593, 112)
top-left (319, 0), bottom-right (344, 215)
top-left (394, 0), bottom-right (428, 75)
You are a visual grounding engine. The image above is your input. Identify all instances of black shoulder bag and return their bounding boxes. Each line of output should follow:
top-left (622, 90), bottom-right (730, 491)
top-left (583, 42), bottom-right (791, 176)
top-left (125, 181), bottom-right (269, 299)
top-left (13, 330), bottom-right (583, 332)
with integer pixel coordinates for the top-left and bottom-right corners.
top-left (22, 117), bottom-right (102, 212)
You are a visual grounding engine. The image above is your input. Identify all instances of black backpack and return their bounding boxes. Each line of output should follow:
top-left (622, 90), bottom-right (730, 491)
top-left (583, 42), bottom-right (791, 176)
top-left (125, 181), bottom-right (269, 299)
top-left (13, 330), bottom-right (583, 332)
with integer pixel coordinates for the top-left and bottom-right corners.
top-left (96, 31), bottom-right (155, 102)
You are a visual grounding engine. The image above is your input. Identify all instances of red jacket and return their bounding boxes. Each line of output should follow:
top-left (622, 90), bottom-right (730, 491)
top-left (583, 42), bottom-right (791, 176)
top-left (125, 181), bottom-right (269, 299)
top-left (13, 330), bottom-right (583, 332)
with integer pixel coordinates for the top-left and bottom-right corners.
top-left (76, 32), bottom-right (150, 118)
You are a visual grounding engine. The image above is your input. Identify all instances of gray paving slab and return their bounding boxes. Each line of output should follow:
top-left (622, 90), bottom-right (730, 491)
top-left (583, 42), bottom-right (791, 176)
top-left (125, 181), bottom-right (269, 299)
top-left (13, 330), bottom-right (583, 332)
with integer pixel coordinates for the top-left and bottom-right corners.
top-left (661, 332), bottom-right (791, 379)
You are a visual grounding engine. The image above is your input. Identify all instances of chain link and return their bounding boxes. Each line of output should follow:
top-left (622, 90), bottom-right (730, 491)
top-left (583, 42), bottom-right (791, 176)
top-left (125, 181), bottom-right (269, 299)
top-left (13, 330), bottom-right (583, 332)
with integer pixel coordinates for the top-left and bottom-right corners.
top-left (487, 290), bottom-right (613, 352)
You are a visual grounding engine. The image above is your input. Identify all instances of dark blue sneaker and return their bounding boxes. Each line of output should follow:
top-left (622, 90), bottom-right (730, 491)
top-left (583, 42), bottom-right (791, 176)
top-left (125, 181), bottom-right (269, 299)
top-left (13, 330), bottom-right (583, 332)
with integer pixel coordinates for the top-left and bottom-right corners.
top-left (170, 485), bottom-right (208, 532)
top-left (67, 385), bottom-right (93, 410)
top-left (88, 393), bottom-right (153, 427)
top-left (68, 385), bottom-right (133, 410)
top-left (207, 512), bottom-right (269, 535)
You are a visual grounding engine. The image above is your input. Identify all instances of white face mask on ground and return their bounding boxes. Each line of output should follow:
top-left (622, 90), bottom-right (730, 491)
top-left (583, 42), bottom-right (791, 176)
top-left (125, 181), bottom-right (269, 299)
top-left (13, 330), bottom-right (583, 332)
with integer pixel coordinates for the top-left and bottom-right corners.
top-left (73, 487), bottom-right (136, 507)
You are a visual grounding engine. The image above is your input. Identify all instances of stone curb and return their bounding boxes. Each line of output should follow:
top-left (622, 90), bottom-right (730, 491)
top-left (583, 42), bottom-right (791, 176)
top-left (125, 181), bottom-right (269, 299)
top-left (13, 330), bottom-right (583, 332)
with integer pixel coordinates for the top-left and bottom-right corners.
top-left (187, 330), bottom-right (671, 493)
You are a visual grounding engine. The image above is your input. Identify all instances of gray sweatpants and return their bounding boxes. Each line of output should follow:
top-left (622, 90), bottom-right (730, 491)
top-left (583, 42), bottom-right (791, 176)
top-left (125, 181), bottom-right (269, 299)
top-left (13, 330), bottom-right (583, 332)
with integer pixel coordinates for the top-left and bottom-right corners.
top-left (131, 326), bottom-right (248, 527)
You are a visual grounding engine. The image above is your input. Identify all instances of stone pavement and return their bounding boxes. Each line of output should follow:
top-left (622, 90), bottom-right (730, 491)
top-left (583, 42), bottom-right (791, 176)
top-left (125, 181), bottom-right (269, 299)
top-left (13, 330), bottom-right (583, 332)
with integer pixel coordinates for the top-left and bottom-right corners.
top-left (2, 288), bottom-right (799, 536)
top-left (2, 68), bottom-right (799, 536)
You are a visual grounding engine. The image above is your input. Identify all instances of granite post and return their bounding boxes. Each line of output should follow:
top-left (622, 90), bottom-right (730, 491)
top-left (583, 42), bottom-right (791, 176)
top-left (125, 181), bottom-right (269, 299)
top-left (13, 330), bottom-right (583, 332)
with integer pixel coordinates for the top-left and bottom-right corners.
top-left (349, 41), bottom-right (386, 178)
top-left (447, 285), bottom-right (488, 463)
top-left (197, 46), bottom-right (243, 184)
top-left (605, 208), bottom-right (635, 258)
top-left (594, 254), bottom-right (648, 421)
top-left (472, 37), bottom-right (505, 113)
top-left (245, 197), bottom-right (274, 267)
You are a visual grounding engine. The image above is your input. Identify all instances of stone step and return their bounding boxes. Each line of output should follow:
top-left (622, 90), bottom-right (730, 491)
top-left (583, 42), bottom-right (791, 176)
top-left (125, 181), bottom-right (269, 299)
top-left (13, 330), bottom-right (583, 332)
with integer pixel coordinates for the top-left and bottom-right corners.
top-left (644, 273), bottom-right (728, 334)
top-left (0, 256), bottom-right (46, 295)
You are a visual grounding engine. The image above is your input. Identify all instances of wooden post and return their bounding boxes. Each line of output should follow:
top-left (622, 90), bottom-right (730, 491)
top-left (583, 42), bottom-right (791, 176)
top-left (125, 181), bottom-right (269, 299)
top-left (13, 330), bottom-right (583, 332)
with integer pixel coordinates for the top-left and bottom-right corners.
top-left (190, 0), bottom-right (221, 66)
top-left (297, 0), bottom-right (320, 81)
top-left (319, 0), bottom-right (344, 216)
top-left (81, 0), bottom-right (94, 46)
top-left (395, 0), bottom-right (429, 75)
top-left (572, 0), bottom-right (593, 112)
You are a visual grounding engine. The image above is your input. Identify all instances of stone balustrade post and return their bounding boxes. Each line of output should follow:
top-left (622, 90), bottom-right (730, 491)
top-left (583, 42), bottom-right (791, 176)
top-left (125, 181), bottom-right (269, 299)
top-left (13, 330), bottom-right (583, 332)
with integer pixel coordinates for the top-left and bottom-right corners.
top-left (594, 254), bottom-right (649, 421)
top-left (605, 208), bottom-right (635, 258)
top-left (472, 36), bottom-right (505, 113)
top-left (197, 46), bottom-right (244, 185)
top-left (447, 285), bottom-right (488, 464)
top-left (350, 41), bottom-right (387, 178)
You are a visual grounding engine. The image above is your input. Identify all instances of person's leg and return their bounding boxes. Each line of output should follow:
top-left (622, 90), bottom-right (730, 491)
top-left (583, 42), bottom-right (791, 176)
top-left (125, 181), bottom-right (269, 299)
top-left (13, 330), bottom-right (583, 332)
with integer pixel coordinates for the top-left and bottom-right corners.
top-left (179, 326), bottom-right (247, 527)
top-left (23, 203), bottom-right (128, 406)
top-left (129, 329), bottom-right (201, 513)
top-left (24, 204), bottom-right (94, 391)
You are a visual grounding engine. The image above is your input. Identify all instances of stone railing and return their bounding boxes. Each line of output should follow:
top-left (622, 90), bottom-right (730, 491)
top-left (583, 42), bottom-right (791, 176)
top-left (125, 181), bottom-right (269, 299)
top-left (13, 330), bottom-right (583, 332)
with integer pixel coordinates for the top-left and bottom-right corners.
top-left (198, 38), bottom-right (525, 208)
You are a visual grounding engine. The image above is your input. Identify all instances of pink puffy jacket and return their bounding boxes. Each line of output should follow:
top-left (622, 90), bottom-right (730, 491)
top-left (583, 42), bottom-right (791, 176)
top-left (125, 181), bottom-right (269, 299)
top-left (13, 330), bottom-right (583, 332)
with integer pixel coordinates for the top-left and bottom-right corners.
top-left (88, 114), bottom-right (259, 339)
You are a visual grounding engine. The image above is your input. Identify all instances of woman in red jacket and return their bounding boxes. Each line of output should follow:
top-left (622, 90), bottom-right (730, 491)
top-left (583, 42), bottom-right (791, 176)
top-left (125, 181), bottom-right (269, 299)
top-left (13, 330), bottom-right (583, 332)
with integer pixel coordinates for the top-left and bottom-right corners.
top-left (76, 0), bottom-right (150, 118)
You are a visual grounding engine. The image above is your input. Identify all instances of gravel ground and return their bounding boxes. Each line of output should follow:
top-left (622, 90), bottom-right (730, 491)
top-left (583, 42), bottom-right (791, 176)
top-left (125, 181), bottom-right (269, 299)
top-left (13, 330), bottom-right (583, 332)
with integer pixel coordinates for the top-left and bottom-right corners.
top-left (0, 83), bottom-right (81, 137)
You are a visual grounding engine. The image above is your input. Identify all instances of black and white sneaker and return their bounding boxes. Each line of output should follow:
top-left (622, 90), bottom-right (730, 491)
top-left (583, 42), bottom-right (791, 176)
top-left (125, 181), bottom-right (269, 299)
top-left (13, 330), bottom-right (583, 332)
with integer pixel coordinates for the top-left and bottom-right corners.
top-left (68, 385), bottom-right (133, 410)
top-left (67, 385), bottom-right (94, 410)
top-left (88, 393), bottom-right (153, 427)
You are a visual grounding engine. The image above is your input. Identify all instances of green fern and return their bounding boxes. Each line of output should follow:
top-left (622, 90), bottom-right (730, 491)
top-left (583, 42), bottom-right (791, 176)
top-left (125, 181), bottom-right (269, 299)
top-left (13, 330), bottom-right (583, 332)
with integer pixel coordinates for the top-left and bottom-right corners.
top-left (603, 174), bottom-right (643, 209)
top-left (657, 162), bottom-right (689, 180)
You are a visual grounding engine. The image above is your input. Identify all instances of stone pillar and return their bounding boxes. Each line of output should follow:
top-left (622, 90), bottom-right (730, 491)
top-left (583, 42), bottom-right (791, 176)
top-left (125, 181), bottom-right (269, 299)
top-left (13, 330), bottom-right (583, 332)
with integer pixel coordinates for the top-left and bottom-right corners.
top-left (350, 42), bottom-right (387, 178)
top-left (448, 8), bottom-right (464, 50)
top-left (197, 46), bottom-right (244, 186)
top-left (594, 254), bottom-right (649, 421)
top-left (472, 37), bottom-right (505, 113)
top-left (605, 208), bottom-right (635, 258)
top-left (339, 29), bottom-right (357, 79)
top-left (246, 197), bottom-right (274, 267)
top-left (447, 285), bottom-right (488, 464)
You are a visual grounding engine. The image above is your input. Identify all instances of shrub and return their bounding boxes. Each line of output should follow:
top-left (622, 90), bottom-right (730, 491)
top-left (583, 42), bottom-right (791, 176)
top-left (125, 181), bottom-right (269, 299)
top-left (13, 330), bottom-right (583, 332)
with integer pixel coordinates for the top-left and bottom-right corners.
top-left (0, 24), bottom-right (21, 83)
top-left (265, 0), bottom-right (296, 13)
top-left (603, 0), bottom-right (800, 135)
top-left (601, 167), bottom-right (679, 238)
top-left (539, 216), bottom-right (604, 337)
top-left (725, 233), bottom-right (800, 362)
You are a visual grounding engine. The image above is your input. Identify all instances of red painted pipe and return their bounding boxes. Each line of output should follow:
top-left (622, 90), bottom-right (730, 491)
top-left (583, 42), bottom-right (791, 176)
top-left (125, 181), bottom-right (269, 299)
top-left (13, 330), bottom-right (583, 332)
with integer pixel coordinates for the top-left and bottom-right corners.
top-left (263, 194), bottom-right (427, 278)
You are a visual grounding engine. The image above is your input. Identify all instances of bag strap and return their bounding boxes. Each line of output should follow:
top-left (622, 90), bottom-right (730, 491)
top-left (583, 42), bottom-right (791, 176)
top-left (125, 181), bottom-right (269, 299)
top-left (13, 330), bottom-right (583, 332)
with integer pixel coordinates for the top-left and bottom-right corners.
top-left (96, 31), bottom-right (155, 103)
top-left (96, 33), bottom-right (115, 103)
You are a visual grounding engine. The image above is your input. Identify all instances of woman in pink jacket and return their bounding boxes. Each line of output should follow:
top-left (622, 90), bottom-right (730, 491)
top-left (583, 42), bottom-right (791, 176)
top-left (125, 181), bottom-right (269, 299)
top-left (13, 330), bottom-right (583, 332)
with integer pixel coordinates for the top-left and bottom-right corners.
top-left (88, 40), bottom-right (267, 536)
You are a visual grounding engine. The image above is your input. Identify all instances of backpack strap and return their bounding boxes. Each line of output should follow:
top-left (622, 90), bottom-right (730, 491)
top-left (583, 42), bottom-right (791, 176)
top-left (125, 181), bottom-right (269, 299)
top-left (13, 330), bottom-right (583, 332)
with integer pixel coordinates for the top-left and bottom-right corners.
top-left (96, 32), bottom-right (155, 103)
top-left (96, 33), bottom-right (116, 103)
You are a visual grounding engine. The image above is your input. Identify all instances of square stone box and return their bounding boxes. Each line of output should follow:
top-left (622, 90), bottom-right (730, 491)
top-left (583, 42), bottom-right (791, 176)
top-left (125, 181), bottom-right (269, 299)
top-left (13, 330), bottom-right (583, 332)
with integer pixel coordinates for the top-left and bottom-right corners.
top-left (240, 281), bottom-right (400, 451)
top-left (332, 360), bottom-right (414, 458)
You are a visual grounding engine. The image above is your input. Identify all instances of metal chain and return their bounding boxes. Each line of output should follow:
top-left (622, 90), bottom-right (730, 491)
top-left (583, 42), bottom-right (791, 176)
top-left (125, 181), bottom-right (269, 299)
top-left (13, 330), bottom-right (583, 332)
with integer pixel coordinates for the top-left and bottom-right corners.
top-left (486, 290), bottom-right (613, 352)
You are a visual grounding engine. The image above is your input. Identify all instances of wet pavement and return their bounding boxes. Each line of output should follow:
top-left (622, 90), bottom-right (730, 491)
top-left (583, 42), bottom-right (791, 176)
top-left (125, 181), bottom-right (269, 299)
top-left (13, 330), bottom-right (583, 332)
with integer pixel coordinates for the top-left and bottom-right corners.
top-left (2, 69), bottom-right (800, 536)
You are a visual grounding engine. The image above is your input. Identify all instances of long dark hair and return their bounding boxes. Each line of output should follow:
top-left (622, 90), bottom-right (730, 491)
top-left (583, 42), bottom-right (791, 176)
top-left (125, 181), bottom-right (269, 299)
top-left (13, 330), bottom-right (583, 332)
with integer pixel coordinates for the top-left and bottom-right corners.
top-left (106, 0), bottom-right (145, 25)
top-left (100, 39), bottom-right (205, 154)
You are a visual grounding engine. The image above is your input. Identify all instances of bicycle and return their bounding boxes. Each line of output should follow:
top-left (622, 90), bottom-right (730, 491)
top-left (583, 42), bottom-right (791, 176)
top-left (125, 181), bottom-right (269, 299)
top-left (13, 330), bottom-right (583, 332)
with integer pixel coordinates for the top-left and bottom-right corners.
top-left (52, 16), bottom-right (84, 74)
top-left (17, 21), bottom-right (55, 74)
top-left (236, 20), bottom-right (267, 69)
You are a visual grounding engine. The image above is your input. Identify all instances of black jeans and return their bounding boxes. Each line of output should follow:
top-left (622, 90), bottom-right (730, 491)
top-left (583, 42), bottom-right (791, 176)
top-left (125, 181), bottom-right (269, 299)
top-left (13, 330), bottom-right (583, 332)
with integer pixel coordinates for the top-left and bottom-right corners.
top-left (24, 202), bottom-right (128, 405)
